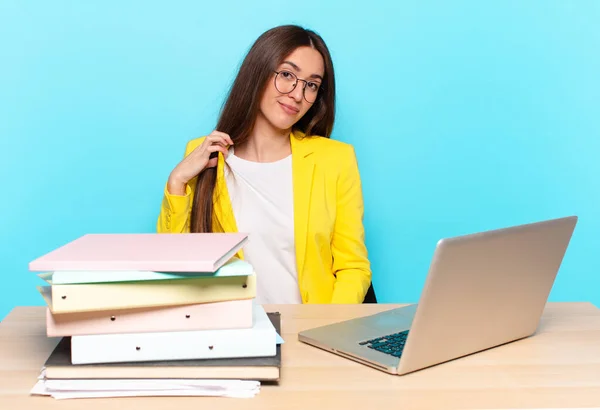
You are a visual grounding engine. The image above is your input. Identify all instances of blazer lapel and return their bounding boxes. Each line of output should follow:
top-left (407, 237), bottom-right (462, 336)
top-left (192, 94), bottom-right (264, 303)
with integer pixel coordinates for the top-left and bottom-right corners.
top-left (291, 131), bottom-right (315, 279)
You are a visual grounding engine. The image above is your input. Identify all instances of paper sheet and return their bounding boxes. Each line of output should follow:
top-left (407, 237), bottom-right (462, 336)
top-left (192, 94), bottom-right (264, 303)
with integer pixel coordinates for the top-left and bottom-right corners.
top-left (30, 378), bottom-right (260, 399)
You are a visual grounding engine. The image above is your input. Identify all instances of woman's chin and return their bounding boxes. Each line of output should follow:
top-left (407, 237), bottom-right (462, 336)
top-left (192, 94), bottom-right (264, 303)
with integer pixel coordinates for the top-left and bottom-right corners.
top-left (269, 116), bottom-right (297, 132)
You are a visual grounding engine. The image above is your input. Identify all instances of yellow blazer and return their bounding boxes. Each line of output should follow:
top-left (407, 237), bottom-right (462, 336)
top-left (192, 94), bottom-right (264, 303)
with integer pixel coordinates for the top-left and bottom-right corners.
top-left (156, 130), bottom-right (372, 303)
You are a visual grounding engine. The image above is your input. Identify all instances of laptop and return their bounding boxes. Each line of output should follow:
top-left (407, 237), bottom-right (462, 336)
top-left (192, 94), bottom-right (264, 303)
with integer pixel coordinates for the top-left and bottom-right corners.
top-left (298, 216), bottom-right (578, 376)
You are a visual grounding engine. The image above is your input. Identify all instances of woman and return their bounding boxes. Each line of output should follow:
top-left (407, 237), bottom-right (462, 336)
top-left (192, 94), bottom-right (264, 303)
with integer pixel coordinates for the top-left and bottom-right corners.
top-left (157, 25), bottom-right (372, 304)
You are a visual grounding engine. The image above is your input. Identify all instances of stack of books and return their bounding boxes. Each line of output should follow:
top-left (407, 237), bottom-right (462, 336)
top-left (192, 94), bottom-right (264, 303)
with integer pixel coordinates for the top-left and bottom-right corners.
top-left (27, 232), bottom-right (281, 399)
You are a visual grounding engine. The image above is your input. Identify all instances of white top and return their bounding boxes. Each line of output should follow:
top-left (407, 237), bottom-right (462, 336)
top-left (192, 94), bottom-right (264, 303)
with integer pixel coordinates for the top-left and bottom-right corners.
top-left (224, 149), bottom-right (302, 304)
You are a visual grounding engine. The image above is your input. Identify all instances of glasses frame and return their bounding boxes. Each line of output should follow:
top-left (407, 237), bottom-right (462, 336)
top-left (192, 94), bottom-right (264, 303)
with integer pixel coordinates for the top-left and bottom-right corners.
top-left (273, 70), bottom-right (321, 103)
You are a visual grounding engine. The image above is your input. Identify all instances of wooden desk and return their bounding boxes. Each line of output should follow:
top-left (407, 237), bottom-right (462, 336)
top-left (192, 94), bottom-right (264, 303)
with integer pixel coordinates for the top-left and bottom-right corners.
top-left (2, 303), bottom-right (600, 409)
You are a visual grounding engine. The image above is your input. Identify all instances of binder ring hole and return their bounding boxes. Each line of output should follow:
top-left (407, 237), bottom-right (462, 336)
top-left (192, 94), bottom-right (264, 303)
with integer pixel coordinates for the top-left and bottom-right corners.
top-left (242, 284), bottom-right (247, 288)
top-left (61, 296), bottom-right (67, 299)
top-left (209, 345), bottom-right (214, 350)
top-left (185, 314), bottom-right (190, 319)
top-left (136, 346), bottom-right (141, 351)
top-left (110, 316), bottom-right (116, 321)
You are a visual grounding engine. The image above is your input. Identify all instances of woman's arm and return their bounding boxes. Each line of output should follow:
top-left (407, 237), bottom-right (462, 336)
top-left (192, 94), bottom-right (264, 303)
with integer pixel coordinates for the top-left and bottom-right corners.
top-left (156, 139), bottom-right (198, 233)
top-left (330, 145), bottom-right (372, 303)
top-left (156, 134), bottom-right (232, 233)
top-left (156, 181), bottom-right (193, 233)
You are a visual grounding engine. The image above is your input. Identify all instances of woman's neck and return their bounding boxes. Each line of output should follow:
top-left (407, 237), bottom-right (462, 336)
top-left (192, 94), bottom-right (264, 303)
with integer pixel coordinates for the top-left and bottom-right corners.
top-left (235, 114), bottom-right (292, 162)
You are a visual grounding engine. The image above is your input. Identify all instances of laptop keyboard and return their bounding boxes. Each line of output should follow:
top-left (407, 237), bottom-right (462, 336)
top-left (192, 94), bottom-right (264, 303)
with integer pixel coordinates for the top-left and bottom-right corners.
top-left (359, 330), bottom-right (409, 358)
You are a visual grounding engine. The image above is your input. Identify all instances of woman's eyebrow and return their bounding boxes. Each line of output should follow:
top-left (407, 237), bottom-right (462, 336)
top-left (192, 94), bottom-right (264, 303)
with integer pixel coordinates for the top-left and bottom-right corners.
top-left (282, 60), bottom-right (323, 81)
top-left (282, 60), bottom-right (301, 71)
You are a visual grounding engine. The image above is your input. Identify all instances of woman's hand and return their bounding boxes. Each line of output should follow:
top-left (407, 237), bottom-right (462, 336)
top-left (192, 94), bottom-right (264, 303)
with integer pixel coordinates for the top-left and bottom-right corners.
top-left (167, 131), bottom-right (234, 195)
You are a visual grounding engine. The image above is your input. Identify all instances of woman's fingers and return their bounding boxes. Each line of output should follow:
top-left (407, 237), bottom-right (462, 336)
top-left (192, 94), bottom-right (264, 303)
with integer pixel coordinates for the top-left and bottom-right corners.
top-left (206, 144), bottom-right (230, 158)
top-left (208, 131), bottom-right (234, 146)
top-left (205, 134), bottom-right (231, 149)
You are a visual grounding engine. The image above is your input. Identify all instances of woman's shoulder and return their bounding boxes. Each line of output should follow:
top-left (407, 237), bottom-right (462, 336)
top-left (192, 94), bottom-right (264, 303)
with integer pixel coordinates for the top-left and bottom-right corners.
top-left (296, 133), bottom-right (358, 168)
top-left (294, 131), bottom-right (356, 155)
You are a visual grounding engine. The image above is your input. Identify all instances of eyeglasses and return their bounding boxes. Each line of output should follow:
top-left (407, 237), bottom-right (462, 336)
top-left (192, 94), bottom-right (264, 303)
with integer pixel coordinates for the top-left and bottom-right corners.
top-left (273, 70), bottom-right (321, 103)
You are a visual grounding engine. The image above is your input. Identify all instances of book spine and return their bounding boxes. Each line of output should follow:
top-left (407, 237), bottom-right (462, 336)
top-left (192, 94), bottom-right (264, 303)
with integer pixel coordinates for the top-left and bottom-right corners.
top-left (45, 274), bottom-right (256, 314)
top-left (46, 299), bottom-right (253, 336)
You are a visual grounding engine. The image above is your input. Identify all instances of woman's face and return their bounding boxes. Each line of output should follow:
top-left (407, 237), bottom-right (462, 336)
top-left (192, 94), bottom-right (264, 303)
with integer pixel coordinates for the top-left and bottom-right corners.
top-left (259, 46), bottom-right (324, 132)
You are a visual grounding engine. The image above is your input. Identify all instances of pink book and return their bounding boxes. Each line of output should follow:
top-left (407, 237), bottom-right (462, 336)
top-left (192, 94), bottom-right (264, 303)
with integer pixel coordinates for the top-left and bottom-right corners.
top-left (29, 233), bottom-right (248, 272)
top-left (46, 299), bottom-right (253, 337)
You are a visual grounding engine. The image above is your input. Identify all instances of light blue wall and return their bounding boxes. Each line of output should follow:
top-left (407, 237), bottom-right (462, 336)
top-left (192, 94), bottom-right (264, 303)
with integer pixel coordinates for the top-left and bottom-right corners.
top-left (1, 1), bottom-right (598, 319)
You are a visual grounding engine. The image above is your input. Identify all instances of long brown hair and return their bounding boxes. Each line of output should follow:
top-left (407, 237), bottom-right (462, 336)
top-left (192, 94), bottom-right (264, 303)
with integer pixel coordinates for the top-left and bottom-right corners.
top-left (190, 25), bottom-right (336, 233)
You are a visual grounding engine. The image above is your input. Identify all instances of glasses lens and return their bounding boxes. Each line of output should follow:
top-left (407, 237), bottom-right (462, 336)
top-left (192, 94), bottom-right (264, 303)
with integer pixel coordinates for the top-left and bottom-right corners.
top-left (275, 71), bottom-right (296, 94)
top-left (304, 86), bottom-right (318, 103)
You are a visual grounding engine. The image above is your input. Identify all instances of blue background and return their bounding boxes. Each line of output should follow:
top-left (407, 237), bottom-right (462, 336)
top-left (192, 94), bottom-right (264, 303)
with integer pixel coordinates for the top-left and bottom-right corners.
top-left (1, 1), bottom-right (598, 320)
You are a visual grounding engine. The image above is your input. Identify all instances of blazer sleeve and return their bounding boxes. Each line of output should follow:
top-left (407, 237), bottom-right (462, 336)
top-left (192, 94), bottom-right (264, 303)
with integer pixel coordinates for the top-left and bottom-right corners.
top-left (330, 145), bottom-right (372, 303)
top-left (156, 139), bottom-right (201, 233)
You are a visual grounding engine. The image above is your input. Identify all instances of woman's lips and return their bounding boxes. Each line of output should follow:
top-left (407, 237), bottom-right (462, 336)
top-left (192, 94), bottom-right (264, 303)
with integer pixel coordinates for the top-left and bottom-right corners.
top-left (279, 102), bottom-right (299, 115)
